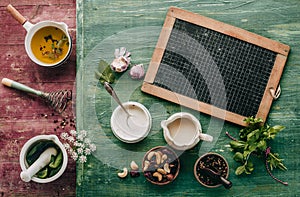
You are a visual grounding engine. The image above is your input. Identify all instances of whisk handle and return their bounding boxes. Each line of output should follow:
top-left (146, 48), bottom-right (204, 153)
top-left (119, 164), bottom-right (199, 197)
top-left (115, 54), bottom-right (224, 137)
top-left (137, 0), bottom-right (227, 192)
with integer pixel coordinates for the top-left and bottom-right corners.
top-left (2, 78), bottom-right (42, 96)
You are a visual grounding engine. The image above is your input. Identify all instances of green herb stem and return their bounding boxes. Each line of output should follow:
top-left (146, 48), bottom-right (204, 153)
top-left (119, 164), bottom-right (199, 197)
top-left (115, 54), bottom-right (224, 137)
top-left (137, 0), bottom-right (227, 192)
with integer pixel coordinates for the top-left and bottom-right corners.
top-left (225, 131), bottom-right (238, 141)
top-left (265, 147), bottom-right (288, 186)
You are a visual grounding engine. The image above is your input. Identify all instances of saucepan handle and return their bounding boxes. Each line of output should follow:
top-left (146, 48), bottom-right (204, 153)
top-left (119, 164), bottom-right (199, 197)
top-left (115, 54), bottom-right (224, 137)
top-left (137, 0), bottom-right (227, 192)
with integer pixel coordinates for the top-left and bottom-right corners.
top-left (7, 4), bottom-right (27, 25)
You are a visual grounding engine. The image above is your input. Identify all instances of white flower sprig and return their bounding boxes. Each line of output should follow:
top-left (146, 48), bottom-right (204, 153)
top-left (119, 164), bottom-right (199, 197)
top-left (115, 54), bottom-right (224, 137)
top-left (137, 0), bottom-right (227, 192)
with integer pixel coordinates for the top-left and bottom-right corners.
top-left (60, 130), bottom-right (96, 163)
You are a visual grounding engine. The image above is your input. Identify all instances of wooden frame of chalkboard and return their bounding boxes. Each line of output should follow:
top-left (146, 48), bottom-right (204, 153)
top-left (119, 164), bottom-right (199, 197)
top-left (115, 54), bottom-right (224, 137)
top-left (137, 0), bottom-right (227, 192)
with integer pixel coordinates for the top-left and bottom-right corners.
top-left (141, 7), bottom-right (290, 126)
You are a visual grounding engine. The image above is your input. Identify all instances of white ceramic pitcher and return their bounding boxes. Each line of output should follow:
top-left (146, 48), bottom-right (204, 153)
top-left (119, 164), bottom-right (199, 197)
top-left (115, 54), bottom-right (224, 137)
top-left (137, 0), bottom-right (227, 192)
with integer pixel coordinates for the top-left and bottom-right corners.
top-left (161, 112), bottom-right (213, 150)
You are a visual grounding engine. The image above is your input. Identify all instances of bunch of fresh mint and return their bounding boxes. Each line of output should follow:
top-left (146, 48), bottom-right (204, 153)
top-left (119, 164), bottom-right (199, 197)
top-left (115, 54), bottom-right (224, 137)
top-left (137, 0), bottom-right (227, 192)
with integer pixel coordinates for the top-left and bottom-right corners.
top-left (227, 117), bottom-right (288, 185)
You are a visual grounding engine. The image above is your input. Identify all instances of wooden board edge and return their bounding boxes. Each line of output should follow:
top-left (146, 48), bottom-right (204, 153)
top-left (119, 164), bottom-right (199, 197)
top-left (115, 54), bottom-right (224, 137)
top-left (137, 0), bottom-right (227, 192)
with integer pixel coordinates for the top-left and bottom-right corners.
top-left (168, 6), bottom-right (290, 56)
top-left (144, 10), bottom-right (176, 83)
top-left (256, 54), bottom-right (288, 121)
top-left (141, 82), bottom-right (248, 126)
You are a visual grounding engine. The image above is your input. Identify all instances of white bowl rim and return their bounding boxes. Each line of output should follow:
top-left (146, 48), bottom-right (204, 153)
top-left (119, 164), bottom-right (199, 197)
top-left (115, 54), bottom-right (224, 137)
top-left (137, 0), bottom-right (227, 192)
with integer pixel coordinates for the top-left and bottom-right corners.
top-left (110, 101), bottom-right (152, 143)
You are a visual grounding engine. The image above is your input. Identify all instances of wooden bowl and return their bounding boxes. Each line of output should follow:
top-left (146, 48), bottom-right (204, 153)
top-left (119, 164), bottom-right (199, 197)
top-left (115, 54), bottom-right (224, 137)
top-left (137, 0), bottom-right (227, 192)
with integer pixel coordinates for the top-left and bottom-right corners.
top-left (142, 146), bottom-right (180, 185)
top-left (194, 152), bottom-right (229, 188)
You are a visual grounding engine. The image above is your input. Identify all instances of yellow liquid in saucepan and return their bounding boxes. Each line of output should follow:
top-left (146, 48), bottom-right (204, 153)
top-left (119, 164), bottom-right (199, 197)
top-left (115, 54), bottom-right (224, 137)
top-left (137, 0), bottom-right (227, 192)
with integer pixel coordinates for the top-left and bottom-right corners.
top-left (31, 26), bottom-right (69, 64)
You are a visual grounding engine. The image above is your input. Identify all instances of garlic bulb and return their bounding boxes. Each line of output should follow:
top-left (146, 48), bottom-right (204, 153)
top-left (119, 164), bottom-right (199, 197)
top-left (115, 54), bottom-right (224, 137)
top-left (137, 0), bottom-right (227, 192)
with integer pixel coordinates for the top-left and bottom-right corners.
top-left (129, 64), bottom-right (145, 80)
top-left (110, 47), bottom-right (131, 72)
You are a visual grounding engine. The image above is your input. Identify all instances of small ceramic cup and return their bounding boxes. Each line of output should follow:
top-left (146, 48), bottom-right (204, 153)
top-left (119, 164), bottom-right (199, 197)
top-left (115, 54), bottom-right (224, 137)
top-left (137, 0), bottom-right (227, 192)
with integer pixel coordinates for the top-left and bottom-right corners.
top-left (110, 101), bottom-right (152, 143)
top-left (19, 135), bottom-right (68, 183)
top-left (161, 112), bottom-right (213, 150)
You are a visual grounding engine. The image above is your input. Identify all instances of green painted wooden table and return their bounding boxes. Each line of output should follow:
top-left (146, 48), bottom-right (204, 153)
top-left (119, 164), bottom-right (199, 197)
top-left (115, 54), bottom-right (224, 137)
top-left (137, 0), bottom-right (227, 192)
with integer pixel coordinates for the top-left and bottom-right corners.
top-left (76, 0), bottom-right (300, 196)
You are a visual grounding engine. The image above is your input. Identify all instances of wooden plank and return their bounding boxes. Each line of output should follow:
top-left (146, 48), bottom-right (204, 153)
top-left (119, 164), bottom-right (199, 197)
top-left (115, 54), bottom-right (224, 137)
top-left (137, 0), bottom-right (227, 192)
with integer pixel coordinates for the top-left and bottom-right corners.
top-left (77, 0), bottom-right (300, 196)
top-left (0, 1), bottom-right (76, 196)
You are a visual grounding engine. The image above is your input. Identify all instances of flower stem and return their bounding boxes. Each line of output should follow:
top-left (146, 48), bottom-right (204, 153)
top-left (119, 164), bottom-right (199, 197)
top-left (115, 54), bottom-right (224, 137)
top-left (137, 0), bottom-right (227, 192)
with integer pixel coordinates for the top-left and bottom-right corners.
top-left (225, 131), bottom-right (238, 141)
top-left (265, 147), bottom-right (288, 186)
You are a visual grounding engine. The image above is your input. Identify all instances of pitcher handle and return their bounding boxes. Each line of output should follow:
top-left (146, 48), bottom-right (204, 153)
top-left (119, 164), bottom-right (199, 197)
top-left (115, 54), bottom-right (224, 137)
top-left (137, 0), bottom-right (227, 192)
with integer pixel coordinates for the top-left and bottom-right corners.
top-left (198, 133), bottom-right (213, 142)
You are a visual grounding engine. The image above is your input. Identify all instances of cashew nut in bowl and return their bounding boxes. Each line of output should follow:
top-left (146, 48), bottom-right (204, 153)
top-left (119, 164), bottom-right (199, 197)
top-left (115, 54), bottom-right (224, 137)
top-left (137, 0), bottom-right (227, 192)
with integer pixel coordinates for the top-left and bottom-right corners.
top-left (155, 152), bottom-right (162, 164)
top-left (147, 151), bottom-right (155, 160)
top-left (143, 160), bottom-right (150, 171)
top-left (153, 172), bottom-right (162, 182)
top-left (157, 168), bottom-right (167, 175)
top-left (161, 154), bottom-right (167, 163)
top-left (163, 163), bottom-right (170, 174)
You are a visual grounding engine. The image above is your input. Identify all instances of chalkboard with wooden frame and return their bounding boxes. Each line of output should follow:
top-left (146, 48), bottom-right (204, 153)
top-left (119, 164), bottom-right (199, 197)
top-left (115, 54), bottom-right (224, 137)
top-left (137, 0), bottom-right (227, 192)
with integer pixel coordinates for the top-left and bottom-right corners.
top-left (141, 7), bottom-right (290, 126)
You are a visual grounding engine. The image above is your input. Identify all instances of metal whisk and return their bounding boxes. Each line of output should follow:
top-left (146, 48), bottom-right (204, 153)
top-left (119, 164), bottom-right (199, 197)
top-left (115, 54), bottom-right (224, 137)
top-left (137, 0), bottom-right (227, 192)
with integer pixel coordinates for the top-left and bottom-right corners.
top-left (2, 78), bottom-right (72, 113)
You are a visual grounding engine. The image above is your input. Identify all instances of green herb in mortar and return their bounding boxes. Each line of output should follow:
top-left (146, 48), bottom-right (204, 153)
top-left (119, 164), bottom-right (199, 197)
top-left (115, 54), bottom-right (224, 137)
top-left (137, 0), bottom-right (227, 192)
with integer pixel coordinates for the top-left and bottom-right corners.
top-left (26, 140), bottom-right (63, 179)
top-left (226, 117), bottom-right (288, 185)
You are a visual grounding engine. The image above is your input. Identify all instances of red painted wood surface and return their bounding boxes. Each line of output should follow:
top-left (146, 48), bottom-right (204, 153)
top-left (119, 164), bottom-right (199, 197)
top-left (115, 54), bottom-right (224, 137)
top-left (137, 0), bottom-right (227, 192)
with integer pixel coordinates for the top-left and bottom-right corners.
top-left (0, 1), bottom-right (76, 196)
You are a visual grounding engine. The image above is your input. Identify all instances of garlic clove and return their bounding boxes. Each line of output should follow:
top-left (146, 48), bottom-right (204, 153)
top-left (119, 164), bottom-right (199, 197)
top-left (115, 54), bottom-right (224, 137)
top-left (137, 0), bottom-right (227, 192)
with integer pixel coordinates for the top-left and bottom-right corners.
top-left (110, 57), bottom-right (129, 72)
top-left (130, 161), bottom-right (139, 171)
top-left (111, 47), bottom-right (131, 72)
top-left (119, 47), bottom-right (126, 57)
top-left (129, 64), bottom-right (145, 80)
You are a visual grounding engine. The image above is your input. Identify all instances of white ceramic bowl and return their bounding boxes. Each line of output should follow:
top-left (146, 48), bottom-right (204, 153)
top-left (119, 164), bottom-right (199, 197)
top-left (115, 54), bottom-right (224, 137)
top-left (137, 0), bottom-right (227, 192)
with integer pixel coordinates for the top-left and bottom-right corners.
top-left (19, 135), bottom-right (68, 183)
top-left (110, 101), bottom-right (152, 143)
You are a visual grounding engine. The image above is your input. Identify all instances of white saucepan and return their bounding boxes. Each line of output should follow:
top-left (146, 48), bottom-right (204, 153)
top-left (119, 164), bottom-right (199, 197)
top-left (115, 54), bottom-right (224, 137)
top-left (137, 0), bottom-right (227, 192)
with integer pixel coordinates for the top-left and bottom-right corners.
top-left (7, 4), bottom-right (72, 67)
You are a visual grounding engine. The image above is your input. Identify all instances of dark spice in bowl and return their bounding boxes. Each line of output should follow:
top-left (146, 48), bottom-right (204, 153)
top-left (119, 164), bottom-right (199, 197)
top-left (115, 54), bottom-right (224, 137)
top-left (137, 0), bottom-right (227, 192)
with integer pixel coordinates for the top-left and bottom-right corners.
top-left (194, 152), bottom-right (230, 188)
top-left (142, 146), bottom-right (180, 185)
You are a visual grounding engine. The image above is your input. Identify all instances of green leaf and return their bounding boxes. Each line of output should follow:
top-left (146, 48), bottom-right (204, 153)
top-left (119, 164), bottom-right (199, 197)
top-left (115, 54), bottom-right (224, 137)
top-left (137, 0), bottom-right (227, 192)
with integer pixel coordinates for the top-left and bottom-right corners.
top-left (267, 152), bottom-right (287, 171)
top-left (272, 125), bottom-right (285, 132)
top-left (247, 129), bottom-right (260, 142)
top-left (95, 60), bottom-right (115, 84)
top-left (245, 161), bottom-right (254, 174)
top-left (37, 167), bottom-right (48, 179)
top-left (230, 140), bottom-right (246, 150)
top-left (244, 116), bottom-right (263, 125)
top-left (49, 151), bottom-right (63, 169)
top-left (267, 125), bottom-right (285, 139)
top-left (248, 143), bottom-right (258, 152)
top-left (233, 152), bottom-right (244, 162)
top-left (243, 150), bottom-right (251, 159)
top-left (235, 165), bottom-right (246, 175)
top-left (257, 140), bottom-right (267, 151)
